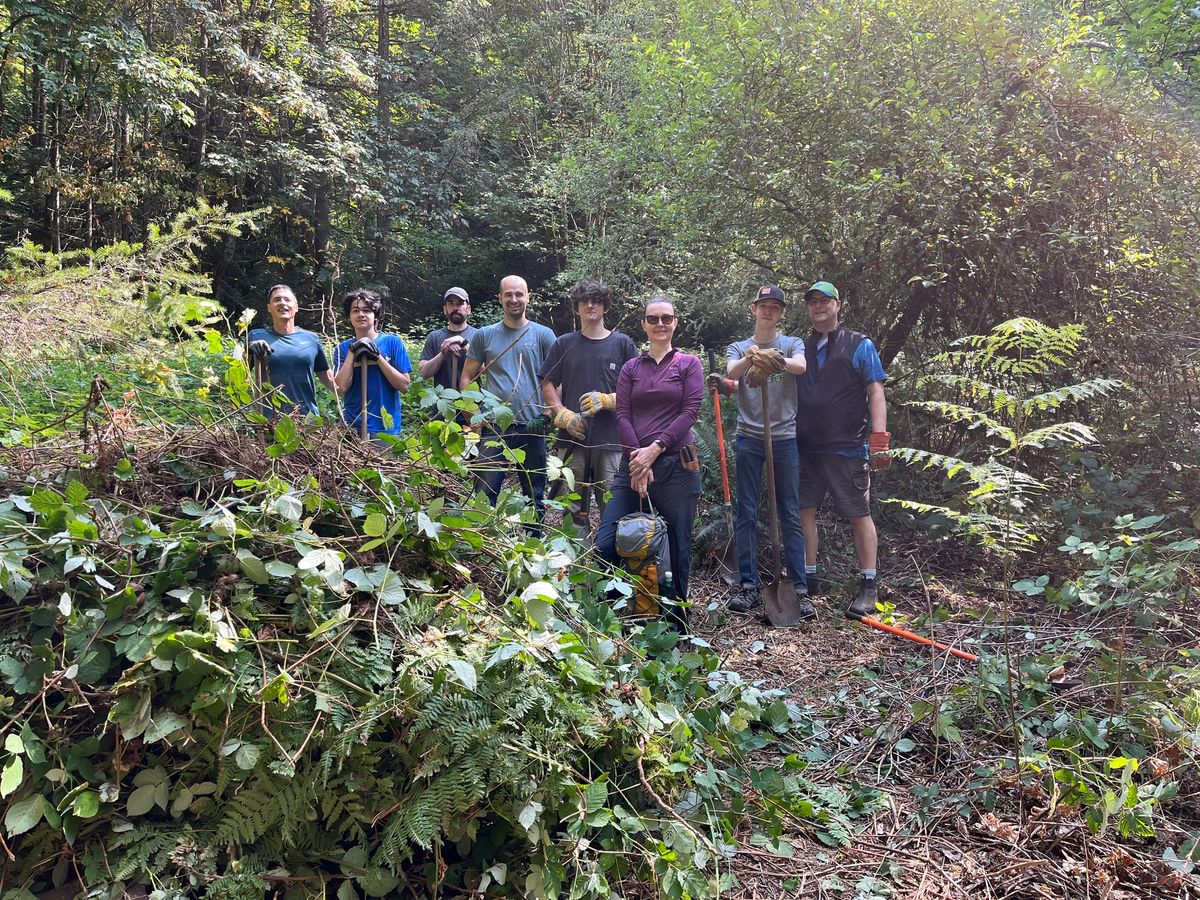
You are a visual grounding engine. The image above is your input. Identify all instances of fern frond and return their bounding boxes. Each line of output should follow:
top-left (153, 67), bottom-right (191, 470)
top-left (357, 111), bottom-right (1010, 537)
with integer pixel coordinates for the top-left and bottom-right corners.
top-left (1021, 378), bottom-right (1125, 414)
top-left (882, 498), bottom-right (1038, 550)
top-left (914, 372), bottom-right (1019, 414)
top-left (905, 401), bottom-right (1016, 446)
top-left (892, 448), bottom-right (1001, 486)
top-left (1016, 422), bottom-right (1098, 450)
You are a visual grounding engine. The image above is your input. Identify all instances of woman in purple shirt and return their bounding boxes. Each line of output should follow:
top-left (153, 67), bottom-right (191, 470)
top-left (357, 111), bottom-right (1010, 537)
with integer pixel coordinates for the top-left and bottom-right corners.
top-left (595, 296), bottom-right (704, 629)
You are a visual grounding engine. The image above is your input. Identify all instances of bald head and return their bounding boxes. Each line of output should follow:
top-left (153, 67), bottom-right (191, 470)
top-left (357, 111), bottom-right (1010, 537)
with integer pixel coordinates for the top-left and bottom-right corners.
top-left (498, 275), bottom-right (531, 327)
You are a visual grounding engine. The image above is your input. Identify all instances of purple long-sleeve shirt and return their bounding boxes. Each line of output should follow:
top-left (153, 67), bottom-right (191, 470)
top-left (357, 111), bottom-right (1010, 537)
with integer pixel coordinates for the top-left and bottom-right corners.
top-left (616, 349), bottom-right (703, 452)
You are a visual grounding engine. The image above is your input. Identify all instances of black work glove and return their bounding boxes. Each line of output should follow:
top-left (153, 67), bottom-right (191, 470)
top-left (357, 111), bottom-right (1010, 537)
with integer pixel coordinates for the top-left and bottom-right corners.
top-left (248, 340), bottom-right (273, 362)
top-left (350, 337), bottom-right (380, 361)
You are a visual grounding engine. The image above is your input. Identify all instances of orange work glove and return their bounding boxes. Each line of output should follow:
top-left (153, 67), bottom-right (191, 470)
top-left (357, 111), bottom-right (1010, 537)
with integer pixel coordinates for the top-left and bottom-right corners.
top-left (869, 431), bottom-right (892, 471)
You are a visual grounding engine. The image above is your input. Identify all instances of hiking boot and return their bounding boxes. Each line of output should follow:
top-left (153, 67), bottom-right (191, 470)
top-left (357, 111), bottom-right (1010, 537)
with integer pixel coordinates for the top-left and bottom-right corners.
top-left (805, 573), bottom-right (824, 597)
top-left (845, 577), bottom-right (878, 620)
top-left (794, 587), bottom-right (816, 621)
top-left (728, 583), bottom-right (761, 613)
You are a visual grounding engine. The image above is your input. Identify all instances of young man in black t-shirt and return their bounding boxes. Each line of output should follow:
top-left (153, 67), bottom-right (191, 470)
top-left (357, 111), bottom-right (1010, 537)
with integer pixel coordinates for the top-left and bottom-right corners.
top-left (539, 280), bottom-right (637, 538)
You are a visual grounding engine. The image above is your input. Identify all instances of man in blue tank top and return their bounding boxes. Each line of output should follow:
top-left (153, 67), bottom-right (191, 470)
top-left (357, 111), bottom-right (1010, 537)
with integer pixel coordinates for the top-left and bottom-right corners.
top-left (794, 281), bottom-right (892, 619)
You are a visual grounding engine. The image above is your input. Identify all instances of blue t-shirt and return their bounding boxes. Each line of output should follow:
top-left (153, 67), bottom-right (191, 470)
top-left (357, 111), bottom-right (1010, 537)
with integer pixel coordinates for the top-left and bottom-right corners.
top-left (333, 334), bottom-right (412, 435)
top-left (249, 327), bottom-right (329, 415)
top-left (811, 337), bottom-right (887, 458)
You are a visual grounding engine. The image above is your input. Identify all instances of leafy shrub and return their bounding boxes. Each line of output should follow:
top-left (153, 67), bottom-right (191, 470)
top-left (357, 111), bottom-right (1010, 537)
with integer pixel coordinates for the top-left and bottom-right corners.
top-left (0, 383), bottom-right (881, 898)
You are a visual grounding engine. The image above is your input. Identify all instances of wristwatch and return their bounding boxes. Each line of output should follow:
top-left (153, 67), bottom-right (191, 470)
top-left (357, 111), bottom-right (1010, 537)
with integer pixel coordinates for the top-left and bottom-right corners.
top-left (654, 439), bottom-right (668, 452)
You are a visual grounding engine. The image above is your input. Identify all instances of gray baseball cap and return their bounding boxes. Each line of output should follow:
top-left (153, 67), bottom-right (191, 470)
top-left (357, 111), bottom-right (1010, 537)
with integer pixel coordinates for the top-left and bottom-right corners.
top-left (444, 286), bottom-right (470, 303)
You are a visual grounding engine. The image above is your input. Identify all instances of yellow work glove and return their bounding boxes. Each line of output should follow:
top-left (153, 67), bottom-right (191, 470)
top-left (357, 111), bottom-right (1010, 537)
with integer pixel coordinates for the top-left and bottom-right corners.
top-left (578, 391), bottom-right (616, 417)
top-left (553, 407), bottom-right (588, 440)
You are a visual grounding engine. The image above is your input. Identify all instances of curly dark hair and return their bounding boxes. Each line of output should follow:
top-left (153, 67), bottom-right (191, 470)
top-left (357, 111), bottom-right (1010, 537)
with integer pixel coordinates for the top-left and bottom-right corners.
top-left (341, 288), bottom-right (385, 321)
top-left (568, 279), bottom-right (613, 311)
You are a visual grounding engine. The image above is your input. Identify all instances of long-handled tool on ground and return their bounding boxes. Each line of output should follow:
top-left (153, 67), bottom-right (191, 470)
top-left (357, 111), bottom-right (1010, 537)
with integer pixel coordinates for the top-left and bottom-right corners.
top-left (761, 377), bottom-right (804, 627)
top-left (849, 613), bottom-right (978, 662)
top-left (707, 349), bottom-right (738, 585)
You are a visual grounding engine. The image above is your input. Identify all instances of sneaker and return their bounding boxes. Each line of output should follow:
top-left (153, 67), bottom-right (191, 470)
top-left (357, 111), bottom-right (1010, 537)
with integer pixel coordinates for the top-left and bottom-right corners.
top-left (845, 577), bottom-right (878, 620)
top-left (728, 583), bottom-right (761, 613)
top-left (794, 588), bottom-right (816, 621)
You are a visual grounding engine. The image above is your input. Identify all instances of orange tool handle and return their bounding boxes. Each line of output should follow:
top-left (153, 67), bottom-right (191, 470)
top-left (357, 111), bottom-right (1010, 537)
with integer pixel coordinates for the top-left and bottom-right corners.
top-left (856, 615), bottom-right (978, 662)
top-left (708, 349), bottom-right (732, 505)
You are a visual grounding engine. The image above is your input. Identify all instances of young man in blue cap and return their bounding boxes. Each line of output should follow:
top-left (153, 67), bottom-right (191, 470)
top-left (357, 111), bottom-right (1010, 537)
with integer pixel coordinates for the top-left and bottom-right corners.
top-left (794, 281), bottom-right (891, 618)
top-left (710, 284), bottom-right (813, 618)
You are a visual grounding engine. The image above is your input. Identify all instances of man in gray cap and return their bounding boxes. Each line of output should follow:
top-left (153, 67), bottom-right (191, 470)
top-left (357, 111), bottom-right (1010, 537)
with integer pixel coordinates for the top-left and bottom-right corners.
top-left (709, 284), bottom-right (812, 618)
top-left (419, 287), bottom-right (477, 390)
top-left (794, 281), bottom-right (891, 620)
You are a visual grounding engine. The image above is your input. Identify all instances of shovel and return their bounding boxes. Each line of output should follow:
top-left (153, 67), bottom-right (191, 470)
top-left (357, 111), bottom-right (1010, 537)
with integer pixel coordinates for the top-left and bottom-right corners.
top-left (707, 349), bottom-right (738, 586)
top-left (761, 377), bottom-right (804, 627)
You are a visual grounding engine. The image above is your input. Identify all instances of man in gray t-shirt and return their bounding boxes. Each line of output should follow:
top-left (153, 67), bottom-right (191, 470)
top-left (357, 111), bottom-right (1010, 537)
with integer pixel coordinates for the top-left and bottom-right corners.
top-left (711, 285), bottom-right (812, 618)
top-left (460, 275), bottom-right (556, 524)
top-left (419, 286), bottom-right (477, 391)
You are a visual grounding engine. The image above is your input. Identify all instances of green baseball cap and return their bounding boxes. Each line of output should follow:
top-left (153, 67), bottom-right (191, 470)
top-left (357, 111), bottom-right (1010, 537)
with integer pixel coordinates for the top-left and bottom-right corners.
top-left (804, 281), bottom-right (840, 301)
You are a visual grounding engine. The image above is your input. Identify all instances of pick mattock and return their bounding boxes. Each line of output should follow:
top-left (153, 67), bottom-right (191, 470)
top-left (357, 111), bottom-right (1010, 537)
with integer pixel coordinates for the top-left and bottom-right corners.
top-left (849, 612), bottom-right (978, 662)
top-left (761, 376), bottom-right (804, 627)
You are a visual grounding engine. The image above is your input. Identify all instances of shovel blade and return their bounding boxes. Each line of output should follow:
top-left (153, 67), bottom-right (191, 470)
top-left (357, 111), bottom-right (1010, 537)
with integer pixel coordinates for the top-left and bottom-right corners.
top-left (764, 580), bottom-right (804, 628)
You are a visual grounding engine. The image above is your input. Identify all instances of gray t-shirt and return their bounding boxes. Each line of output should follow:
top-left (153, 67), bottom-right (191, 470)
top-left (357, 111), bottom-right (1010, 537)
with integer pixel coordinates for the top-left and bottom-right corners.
top-left (420, 324), bottom-right (478, 390)
top-left (727, 334), bottom-right (804, 439)
top-left (538, 330), bottom-right (638, 451)
top-left (467, 321), bottom-right (556, 424)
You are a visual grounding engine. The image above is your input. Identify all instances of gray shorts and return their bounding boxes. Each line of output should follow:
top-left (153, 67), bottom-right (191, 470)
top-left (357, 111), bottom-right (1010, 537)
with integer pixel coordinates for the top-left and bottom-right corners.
top-left (799, 453), bottom-right (871, 518)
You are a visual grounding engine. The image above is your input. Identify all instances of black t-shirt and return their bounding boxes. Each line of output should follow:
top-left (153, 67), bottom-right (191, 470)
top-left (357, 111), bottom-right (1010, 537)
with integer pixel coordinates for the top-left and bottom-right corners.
top-left (420, 325), bottom-right (477, 390)
top-left (538, 330), bottom-right (638, 451)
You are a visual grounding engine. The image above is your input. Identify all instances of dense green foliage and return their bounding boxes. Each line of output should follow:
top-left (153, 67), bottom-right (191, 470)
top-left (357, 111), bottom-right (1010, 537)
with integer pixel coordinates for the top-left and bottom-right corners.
top-left (0, 376), bottom-right (889, 897)
top-left (2, 0), bottom-right (1198, 343)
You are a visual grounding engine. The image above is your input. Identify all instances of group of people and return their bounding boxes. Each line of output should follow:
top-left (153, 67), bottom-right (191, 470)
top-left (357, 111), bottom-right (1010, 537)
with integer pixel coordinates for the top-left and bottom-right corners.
top-left (244, 274), bottom-right (891, 626)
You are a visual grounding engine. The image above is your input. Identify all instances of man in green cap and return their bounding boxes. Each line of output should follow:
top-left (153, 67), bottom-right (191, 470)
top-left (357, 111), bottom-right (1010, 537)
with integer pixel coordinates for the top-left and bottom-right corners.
top-left (794, 281), bottom-right (892, 619)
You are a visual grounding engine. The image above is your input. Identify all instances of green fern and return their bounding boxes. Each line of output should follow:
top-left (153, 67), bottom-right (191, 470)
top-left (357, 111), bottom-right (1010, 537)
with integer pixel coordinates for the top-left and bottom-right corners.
top-left (890, 318), bottom-right (1125, 555)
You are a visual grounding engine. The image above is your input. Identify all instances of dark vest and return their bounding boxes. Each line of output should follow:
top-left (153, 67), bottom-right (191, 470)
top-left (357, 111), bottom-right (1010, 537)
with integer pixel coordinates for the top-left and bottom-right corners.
top-left (796, 328), bottom-right (869, 452)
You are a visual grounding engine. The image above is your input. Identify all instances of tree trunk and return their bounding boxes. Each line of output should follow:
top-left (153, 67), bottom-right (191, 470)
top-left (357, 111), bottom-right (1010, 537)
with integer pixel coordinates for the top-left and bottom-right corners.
top-left (195, 24), bottom-right (209, 174)
top-left (30, 41), bottom-right (48, 247)
top-left (310, 0), bottom-right (332, 312)
top-left (374, 0), bottom-right (390, 282)
top-left (878, 285), bottom-right (935, 368)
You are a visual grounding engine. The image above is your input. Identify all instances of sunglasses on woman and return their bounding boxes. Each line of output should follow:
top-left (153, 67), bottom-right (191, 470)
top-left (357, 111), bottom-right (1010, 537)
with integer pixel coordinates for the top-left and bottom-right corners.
top-left (644, 314), bottom-right (676, 325)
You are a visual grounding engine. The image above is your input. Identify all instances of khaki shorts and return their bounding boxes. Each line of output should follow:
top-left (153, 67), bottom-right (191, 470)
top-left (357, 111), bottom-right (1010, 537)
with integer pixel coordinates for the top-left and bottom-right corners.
top-left (799, 453), bottom-right (871, 519)
top-left (567, 447), bottom-right (622, 518)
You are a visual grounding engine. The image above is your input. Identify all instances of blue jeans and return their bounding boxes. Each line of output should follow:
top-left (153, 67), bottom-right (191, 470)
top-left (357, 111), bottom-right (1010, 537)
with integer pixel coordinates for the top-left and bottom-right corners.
top-left (477, 426), bottom-right (548, 523)
top-left (596, 453), bottom-right (702, 609)
top-left (735, 434), bottom-right (807, 589)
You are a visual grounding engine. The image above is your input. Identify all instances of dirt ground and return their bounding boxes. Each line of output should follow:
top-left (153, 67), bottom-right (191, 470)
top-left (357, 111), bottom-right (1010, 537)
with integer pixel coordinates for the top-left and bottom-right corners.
top-left (677, 519), bottom-right (1198, 900)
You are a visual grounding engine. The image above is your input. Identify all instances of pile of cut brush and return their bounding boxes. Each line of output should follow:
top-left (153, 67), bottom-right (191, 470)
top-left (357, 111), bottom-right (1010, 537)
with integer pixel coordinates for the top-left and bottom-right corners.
top-left (0, 401), bottom-right (883, 899)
